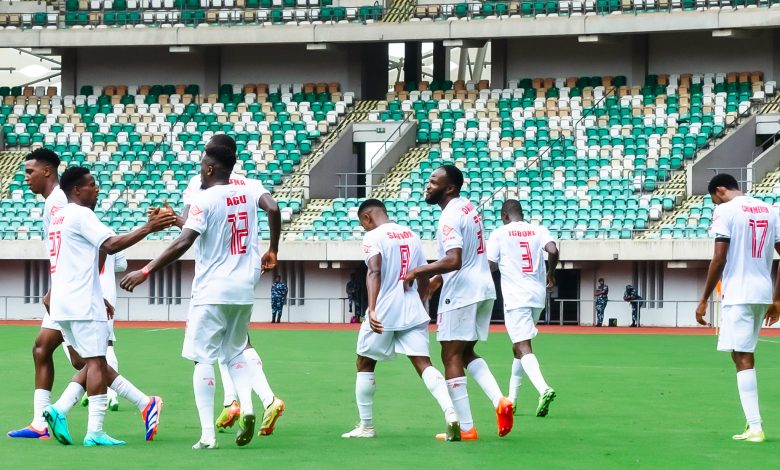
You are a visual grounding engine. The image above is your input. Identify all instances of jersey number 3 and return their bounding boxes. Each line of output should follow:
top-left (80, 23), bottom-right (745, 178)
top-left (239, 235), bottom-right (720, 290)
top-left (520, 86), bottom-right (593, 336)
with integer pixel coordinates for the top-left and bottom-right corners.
top-left (519, 241), bottom-right (534, 273)
top-left (227, 212), bottom-right (249, 255)
top-left (749, 219), bottom-right (769, 259)
top-left (399, 244), bottom-right (410, 280)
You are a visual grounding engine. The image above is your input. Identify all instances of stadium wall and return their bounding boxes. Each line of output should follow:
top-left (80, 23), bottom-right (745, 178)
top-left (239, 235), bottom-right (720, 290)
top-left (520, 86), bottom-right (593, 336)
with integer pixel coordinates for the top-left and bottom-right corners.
top-left (2, 253), bottom-right (770, 328)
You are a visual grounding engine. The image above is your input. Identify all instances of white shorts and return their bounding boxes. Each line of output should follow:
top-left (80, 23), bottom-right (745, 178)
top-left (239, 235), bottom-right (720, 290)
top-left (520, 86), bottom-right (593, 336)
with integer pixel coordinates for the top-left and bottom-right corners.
top-left (717, 304), bottom-right (767, 353)
top-left (41, 313), bottom-right (61, 332)
top-left (58, 320), bottom-right (109, 358)
top-left (182, 304), bottom-right (252, 364)
top-left (505, 307), bottom-right (544, 344)
top-left (437, 299), bottom-right (494, 342)
top-left (356, 321), bottom-right (430, 361)
top-left (108, 319), bottom-right (116, 342)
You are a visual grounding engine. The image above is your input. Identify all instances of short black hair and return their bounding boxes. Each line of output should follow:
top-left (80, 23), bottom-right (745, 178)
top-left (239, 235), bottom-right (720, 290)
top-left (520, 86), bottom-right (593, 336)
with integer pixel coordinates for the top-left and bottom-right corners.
top-left (357, 198), bottom-right (386, 216)
top-left (207, 134), bottom-right (237, 154)
top-left (59, 166), bottom-right (91, 195)
top-left (204, 144), bottom-right (237, 173)
top-left (708, 173), bottom-right (739, 194)
top-left (438, 164), bottom-right (464, 191)
top-left (501, 199), bottom-right (523, 218)
top-left (25, 148), bottom-right (60, 170)
top-left (598, 278), bottom-right (604, 282)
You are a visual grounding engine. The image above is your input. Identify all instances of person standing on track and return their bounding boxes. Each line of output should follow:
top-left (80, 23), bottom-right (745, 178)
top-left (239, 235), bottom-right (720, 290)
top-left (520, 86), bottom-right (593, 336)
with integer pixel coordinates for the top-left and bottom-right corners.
top-left (594, 278), bottom-right (608, 327)
top-left (696, 173), bottom-right (780, 443)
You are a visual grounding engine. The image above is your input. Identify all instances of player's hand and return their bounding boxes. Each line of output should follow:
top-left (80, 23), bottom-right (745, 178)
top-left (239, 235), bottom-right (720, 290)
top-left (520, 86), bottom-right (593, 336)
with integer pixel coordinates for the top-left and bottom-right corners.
top-left (104, 298), bottom-right (115, 320)
top-left (765, 300), bottom-right (780, 327)
top-left (404, 268), bottom-right (418, 288)
top-left (261, 250), bottom-right (277, 273)
top-left (146, 204), bottom-right (177, 232)
top-left (429, 275), bottom-right (443, 294)
top-left (695, 299), bottom-right (709, 326)
top-left (368, 310), bottom-right (383, 334)
top-left (120, 270), bottom-right (148, 292)
top-left (43, 290), bottom-right (51, 314)
top-left (546, 273), bottom-right (556, 289)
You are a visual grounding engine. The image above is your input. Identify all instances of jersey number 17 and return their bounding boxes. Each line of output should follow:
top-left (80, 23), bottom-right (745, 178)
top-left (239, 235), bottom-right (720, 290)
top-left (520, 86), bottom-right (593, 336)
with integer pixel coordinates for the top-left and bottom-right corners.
top-left (749, 219), bottom-right (769, 259)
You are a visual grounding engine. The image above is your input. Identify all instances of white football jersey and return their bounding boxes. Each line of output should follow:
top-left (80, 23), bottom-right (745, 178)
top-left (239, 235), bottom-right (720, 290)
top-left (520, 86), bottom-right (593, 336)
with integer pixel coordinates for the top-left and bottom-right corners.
top-left (184, 184), bottom-right (264, 305)
top-left (487, 221), bottom-right (556, 309)
top-left (362, 222), bottom-right (430, 331)
top-left (436, 197), bottom-right (496, 313)
top-left (710, 195), bottom-right (780, 306)
top-left (47, 203), bottom-right (113, 322)
top-left (42, 185), bottom-right (67, 236)
top-left (99, 251), bottom-right (128, 308)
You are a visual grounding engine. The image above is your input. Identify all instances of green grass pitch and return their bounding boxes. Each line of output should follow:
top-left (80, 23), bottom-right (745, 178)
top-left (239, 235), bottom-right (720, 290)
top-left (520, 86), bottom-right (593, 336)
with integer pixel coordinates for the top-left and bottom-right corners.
top-left (0, 326), bottom-right (778, 469)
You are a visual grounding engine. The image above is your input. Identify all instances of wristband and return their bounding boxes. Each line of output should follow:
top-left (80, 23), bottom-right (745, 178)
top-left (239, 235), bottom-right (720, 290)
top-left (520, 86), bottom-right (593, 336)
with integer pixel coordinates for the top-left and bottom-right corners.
top-left (141, 266), bottom-right (151, 277)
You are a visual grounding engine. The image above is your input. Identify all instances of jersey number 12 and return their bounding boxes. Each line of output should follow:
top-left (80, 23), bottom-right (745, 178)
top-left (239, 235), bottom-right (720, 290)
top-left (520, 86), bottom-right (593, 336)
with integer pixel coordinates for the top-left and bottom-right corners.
top-left (227, 212), bottom-right (249, 255)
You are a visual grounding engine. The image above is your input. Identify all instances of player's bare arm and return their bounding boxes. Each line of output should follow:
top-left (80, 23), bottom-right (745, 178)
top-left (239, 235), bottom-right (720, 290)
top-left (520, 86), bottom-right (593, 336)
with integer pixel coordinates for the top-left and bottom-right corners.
top-left (259, 193), bottom-right (281, 272)
top-left (405, 248), bottom-right (462, 285)
top-left (488, 260), bottom-right (499, 272)
top-left (766, 242), bottom-right (780, 326)
top-left (365, 253), bottom-right (383, 334)
top-left (696, 240), bottom-right (729, 325)
top-left (100, 207), bottom-right (176, 255)
top-left (545, 241), bottom-right (559, 288)
top-left (120, 228), bottom-right (199, 292)
top-left (428, 274), bottom-right (443, 293)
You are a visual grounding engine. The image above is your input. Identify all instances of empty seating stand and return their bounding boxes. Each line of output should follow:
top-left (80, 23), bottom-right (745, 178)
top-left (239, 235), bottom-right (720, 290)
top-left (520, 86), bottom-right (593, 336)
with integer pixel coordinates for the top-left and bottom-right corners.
top-left (303, 72), bottom-right (770, 241)
top-left (0, 82), bottom-right (354, 240)
top-left (58, 0), bottom-right (383, 28)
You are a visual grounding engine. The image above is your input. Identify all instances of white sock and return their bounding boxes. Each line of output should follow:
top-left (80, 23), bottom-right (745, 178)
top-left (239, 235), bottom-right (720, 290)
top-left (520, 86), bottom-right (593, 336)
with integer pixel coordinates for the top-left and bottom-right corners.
top-left (446, 377), bottom-right (474, 432)
top-left (243, 348), bottom-right (275, 409)
top-left (193, 363), bottom-right (216, 442)
top-left (737, 369), bottom-right (762, 432)
top-left (32, 389), bottom-right (51, 429)
top-left (227, 354), bottom-right (255, 416)
top-left (356, 372), bottom-right (375, 427)
top-left (62, 345), bottom-right (73, 366)
top-left (466, 358), bottom-right (504, 408)
top-left (508, 358), bottom-right (524, 405)
top-left (106, 347), bottom-right (119, 402)
top-left (110, 375), bottom-right (150, 412)
top-left (520, 354), bottom-right (550, 395)
top-left (53, 382), bottom-right (85, 415)
top-left (106, 345), bottom-right (119, 372)
top-left (421, 366), bottom-right (457, 422)
top-left (87, 394), bottom-right (107, 433)
top-left (218, 360), bottom-right (237, 407)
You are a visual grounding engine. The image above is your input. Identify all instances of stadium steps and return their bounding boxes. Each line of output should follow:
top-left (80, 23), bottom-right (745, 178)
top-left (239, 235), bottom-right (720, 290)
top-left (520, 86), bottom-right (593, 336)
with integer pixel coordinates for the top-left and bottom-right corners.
top-left (368, 147), bottom-right (429, 199)
top-left (751, 166), bottom-right (780, 193)
top-left (760, 93), bottom-right (780, 113)
top-left (382, 0), bottom-right (416, 23)
top-left (0, 151), bottom-right (26, 199)
top-left (644, 195), bottom-right (704, 239)
top-left (282, 198), bottom-right (333, 240)
top-left (276, 100), bottom-right (378, 231)
top-left (275, 100), bottom-right (378, 200)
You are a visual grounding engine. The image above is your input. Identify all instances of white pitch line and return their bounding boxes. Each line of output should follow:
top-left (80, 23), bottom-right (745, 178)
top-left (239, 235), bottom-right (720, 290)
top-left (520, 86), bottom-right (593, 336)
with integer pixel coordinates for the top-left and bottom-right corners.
top-left (758, 338), bottom-right (780, 344)
top-left (145, 327), bottom-right (178, 332)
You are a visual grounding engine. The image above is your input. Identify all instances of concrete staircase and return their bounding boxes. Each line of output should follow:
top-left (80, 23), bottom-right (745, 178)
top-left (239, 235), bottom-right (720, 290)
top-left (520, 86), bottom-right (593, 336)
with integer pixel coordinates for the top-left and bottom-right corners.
top-left (0, 151), bottom-right (26, 199)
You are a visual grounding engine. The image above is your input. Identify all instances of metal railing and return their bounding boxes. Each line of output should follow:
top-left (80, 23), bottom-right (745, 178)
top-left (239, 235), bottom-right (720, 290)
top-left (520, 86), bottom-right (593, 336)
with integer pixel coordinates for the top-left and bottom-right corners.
top-left (0, 295), bottom-right (352, 323)
top-left (542, 298), bottom-right (717, 328)
top-left (0, 295), bottom-right (724, 328)
top-left (335, 172), bottom-right (387, 198)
